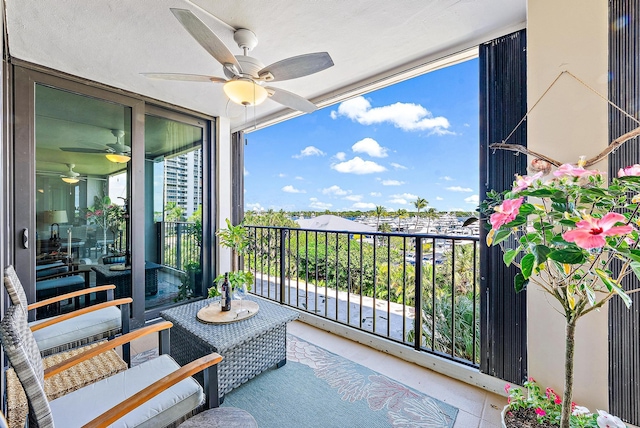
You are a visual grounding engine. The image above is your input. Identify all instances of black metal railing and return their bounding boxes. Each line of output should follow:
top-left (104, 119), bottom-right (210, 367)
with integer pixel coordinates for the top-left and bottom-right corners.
top-left (245, 225), bottom-right (480, 367)
top-left (158, 221), bottom-right (200, 271)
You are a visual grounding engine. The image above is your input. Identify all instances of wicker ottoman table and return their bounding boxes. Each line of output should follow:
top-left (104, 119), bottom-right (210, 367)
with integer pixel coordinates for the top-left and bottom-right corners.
top-left (160, 295), bottom-right (298, 407)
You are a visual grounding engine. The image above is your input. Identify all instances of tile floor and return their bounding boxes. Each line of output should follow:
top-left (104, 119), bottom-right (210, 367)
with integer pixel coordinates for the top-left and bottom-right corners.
top-left (127, 318), bottom-right (506, 428)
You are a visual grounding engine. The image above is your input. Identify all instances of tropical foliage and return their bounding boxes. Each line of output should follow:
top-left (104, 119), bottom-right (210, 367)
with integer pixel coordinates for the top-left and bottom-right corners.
top-left (483, 159), bottom-right (640, 428)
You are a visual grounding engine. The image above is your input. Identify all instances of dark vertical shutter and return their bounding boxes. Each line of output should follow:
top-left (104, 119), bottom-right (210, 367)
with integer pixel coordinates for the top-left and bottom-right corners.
top-left (479, 29), bottom-right (528, 384)
top-left (609, 1), bottom-right (640, 424)
top-left (231, 131), bottom-right (244, 226)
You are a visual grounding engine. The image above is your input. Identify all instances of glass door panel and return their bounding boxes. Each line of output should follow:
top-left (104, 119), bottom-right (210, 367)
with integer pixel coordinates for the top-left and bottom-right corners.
top-left (35, 83), bottom-right (132, 301)
top-left (144, 113), bottom-right (204, 310)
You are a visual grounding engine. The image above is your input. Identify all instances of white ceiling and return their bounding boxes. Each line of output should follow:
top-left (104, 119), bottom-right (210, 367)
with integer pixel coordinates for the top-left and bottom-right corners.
top-left (6, 0), bottom-right (526, 132)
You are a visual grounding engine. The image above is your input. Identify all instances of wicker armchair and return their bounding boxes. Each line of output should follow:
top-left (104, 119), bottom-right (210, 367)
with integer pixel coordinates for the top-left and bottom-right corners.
top-left (0, 304), bottom-right (222, 428)
top-left (3, 265), bottom-right (130, 359)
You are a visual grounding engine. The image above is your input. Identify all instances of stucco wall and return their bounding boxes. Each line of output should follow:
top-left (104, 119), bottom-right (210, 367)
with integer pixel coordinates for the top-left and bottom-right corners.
top-left (217, 117), bottom-right (232, 274)
top-left (526, 0), bottom-right (609, 411)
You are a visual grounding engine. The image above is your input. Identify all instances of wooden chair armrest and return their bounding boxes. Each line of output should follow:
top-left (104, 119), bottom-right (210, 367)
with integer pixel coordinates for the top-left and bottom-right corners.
top-left (31, 298), bottom-right (132, 332)
top-left (44, 321), bottom-right (172, 378)
top-left (27, 284), bottom-right (116, 310)
top-left (82, 353), bottom-right (223, 428)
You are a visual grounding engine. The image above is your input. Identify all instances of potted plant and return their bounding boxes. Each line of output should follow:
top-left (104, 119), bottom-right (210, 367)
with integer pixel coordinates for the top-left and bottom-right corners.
top-left (483, 158), bottom-right (640, 428)
top-left (209, 218), bottom-right (253, 298)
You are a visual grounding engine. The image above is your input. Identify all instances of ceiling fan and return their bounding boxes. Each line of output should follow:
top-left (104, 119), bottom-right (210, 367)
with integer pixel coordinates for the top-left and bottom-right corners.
top-left (60, 130), bottom-right (131, 163)
top-left (37, 163), bottom-right (87, 184)
top-left (142, 8), bottom-right (334, 113)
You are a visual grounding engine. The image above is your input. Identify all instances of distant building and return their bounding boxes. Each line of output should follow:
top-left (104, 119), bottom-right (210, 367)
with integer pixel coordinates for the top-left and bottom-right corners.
top-left (164, 150), bottom-right (203, 218)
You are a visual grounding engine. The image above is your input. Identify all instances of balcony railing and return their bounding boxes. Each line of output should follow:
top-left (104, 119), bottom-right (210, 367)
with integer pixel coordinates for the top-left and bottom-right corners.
top-left (245, 225), bottom-right (480, 367)
top-left (157, 221), bottom-right (200, 271)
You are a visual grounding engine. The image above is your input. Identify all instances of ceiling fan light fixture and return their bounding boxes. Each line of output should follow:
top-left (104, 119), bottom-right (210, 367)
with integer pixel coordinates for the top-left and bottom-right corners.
top-left (106, 153), bottom-right (131, 163)
top-left (223, 79), bottom-right (268, 106)
top-left (61, 177), bottom-right (80, 184)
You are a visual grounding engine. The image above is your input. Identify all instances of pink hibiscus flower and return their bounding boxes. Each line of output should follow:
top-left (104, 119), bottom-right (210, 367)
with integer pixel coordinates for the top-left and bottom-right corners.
top-left (553, 163), bottom-right (599, 178)
top-left (513, 172), bottom-right (543, 192)
top-left (490, 197), bottom-right (524, 230)
top-left (562, 213), bottom-right (634, 249)
top-left (618, 164), bottom-right (640, 177)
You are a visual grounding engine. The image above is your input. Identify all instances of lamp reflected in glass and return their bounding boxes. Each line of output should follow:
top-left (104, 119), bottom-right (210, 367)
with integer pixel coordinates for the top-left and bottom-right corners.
top-left (106, 153), bottom-right (131, 163)
top-left (61, 176), bottom-right (80, 184)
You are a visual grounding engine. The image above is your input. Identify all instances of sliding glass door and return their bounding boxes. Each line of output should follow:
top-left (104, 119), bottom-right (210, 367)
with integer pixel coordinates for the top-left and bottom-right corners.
top-left (144, 107), bottom-right (208, 311)
top-left (13, 66), bottom-right (214, 326)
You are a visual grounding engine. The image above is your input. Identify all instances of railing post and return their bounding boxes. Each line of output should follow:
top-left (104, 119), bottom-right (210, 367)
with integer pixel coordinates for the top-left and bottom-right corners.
top-left (280, 228), bottom-right (287, 305)
top-left (176, 223), bottom-right (182, 271)
top-left (414, 236), bottom-right (423, 351)
top-left (157, 222), bottom-right (165, 265)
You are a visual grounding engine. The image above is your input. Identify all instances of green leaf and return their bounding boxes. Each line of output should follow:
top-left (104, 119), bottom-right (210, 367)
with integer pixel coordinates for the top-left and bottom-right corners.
top-left (520, 233), bottom-right (541, 245)
top-left (514, 273), bottom-right (528, 293)
top-left (503, 249), bottom-right (518, 267)
top-left (595, 268), bottom-right (616, 292)
top-left (527, 189), bottom-right (555, 198)
top-left (584, 284), bottom-right (596, 307)
top-left (559, 219), bottom-right (577, 227)
top-left (518, 203), bottom-right (536, 215)
top-left (631, 262), bottom-right (640, 282)
top-left (493, 228), bottom-right (512, 246)
top-left (614, 286), bottom-right (633, 309)
top-left (532, 244), bottom-right (551, 268)
top-left (628, 249), bottom-right (640, 263)
top-left (548, 248), bottom-right (586, 264)
top-left (521, 254), bottom-right (535, 279)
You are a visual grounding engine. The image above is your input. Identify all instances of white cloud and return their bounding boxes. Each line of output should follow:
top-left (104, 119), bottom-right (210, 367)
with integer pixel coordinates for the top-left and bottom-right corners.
top-left (370, 192), bottom-right (382, 197)
top-left (331, 157), bottom-right (386, 174)
top-left (343, 195), bottom-right (363, 202)
top-left (331, 96), bottom-right (451, 134)
top-left (388, 198), bottom-right (408, 205)
top-left (295, 176), bottom-right (304, 180)
top-left (352, 202), bottom-right (376, 210)
top-left (446, 186), bottom-right (473, 192)
top-left (382, 180), bottom-right (404, 186)
top-left (322, 185), bottom-right (349, 196)
top-left (436, 196), bottom-right (444, 201)
top-left (282, 185), bottom-right (306, 194)
top-left (278, 173), bottom-right (286, 178)
top-left (391, 193), bottom-right (418, 200)
top-left (309, 198), bottom-right (332, 210)
top-left (244, 168), bottom-right (249, 176)
top-left (334, 152), bottom-right (346, 161)
top-left (293, 146), bottom-right (326, 159)
top-left (246, 202), bottom-right (264, 211)
top-left (440, 176), bottom-right (454, 181)
top-left (391, 162), bottom-right (407, 170)
top-left (351, 137), bottom-right (388, 158)
top-left (465, 195), bottom-right (479, 204)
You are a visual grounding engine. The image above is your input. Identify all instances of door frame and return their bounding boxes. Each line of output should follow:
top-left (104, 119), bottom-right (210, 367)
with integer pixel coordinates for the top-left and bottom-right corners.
top-left (12, 63), bottom-right (216, 327)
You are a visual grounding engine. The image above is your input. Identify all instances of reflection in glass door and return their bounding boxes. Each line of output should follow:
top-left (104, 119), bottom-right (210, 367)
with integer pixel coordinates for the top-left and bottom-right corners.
top-left (144, 113), bottom-right (204, 310)
top-left (34, 84), bottom-right (132, 303)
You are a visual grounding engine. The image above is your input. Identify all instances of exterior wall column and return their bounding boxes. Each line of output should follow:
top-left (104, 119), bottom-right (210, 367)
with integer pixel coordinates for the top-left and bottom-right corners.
top-left (526, 0), bottom-right (609, 410)
top-left (217, 117), bottom-right (232, 274)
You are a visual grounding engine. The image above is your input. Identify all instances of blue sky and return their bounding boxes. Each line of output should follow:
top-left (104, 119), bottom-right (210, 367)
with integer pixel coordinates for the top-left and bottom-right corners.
top-left (244, 58), bottom-right (479, 213)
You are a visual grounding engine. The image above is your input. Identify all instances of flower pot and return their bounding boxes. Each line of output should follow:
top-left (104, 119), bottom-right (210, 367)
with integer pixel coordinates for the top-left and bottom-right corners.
top-left (501, 405), bottom-right (508, 428)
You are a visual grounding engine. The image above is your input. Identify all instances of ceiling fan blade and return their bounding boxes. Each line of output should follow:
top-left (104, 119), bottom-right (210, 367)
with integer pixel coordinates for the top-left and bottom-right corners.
top-left (141, 73), bottom-right (227, 83)
top-left (59, 147), bottom-right (107, 154)
top-left (170, 8), bottom-right (242, 74)
top-left (259, 53), bottom-right (334, 82)
top-left (265, 87), bottom-right (317, 113)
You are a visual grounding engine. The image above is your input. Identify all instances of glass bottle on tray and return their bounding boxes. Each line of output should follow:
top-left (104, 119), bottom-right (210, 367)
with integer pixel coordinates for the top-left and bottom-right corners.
top-left (221, 273), bottom-right (232, 312)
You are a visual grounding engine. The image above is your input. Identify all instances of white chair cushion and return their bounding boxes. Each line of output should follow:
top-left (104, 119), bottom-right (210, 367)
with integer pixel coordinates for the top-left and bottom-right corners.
top-left (49, 354), bottom-right (204, 428)
top-left (31, 306), bottom-right (121, 355)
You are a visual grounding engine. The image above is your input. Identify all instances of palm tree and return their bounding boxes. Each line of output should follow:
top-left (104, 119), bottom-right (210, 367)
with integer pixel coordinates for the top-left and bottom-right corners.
top-left (373, 205), bottom-right (387, 231)
top-left (425, 208), bottom-right (438, 233)
top-left (164, 202), bottom-right (185, 222)
top-left (413, 197), bottom-right (428, 229)
top-left (396, 209), bottom-right (408, 232)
